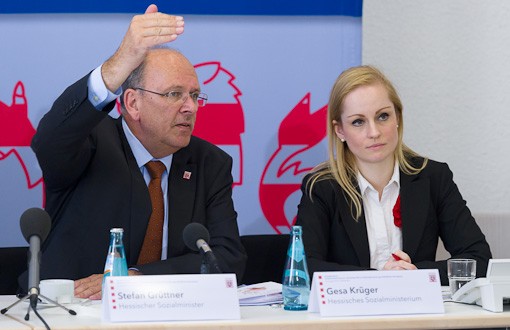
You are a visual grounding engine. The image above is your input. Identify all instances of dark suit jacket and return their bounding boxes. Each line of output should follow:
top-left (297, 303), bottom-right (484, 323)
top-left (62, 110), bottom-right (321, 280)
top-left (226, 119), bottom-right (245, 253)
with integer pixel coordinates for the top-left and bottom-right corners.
top-left (19, 73), bottom-right (246, 290)
top-left (295, 159), bottom-right (492, 285)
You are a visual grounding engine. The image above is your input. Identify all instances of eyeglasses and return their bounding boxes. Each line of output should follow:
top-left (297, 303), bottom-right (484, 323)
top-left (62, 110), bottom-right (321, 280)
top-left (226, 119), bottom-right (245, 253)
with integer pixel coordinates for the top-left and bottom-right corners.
top-left (134, 87), bottom-right (208, 107)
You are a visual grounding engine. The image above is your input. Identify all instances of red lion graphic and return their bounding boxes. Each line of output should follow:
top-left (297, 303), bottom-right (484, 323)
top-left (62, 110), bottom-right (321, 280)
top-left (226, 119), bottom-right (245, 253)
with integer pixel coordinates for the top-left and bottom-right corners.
top-left (0, 81), bottom-right (36, 146)
top-left (193, 62), bottom-right (245, 187)
top-left (1, 81), bottom-right (44, 246)
top-left (259, 94), bottom-right (327, 233)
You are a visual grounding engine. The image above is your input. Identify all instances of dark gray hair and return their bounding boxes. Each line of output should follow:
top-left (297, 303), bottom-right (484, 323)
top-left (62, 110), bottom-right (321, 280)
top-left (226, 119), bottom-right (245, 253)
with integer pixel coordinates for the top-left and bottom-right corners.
top-left (119, 46), bottom-right (183, 110)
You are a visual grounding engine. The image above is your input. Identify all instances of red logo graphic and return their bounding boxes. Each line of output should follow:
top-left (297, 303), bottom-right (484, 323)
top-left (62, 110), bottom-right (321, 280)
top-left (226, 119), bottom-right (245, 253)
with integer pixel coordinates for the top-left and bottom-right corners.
top-left (0, 148), bottom-right (44, 199)
top-left (193, 62), bottom-right (245, 187)
top-left (0, 81), bottom-right (44, 193)
top-left (259, 94), bottom-right (327, 233)
top-left (1, 81), bottom-right (45, 245)
top-left (0, 81), bottom-right (36, 146)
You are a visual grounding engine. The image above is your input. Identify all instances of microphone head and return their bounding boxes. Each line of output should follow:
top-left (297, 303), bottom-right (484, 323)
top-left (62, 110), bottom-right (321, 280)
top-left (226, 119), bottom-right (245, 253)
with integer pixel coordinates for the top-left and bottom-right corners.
top-left (182, 222), bottom-right (210, 252)
top-left (19, 208), bottom-right (51, 243)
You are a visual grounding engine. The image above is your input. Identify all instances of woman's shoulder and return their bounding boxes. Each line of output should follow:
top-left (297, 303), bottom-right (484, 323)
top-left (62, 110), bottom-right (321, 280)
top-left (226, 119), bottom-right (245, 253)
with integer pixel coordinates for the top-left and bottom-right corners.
top-left (303, 164), bottom-right (335, 184)
top-left (408, 157), bottom-right (452, 178)
top-left (408, 156), bottom-right (446, 169)
top-left (302, 167), bottom-right (343, 197)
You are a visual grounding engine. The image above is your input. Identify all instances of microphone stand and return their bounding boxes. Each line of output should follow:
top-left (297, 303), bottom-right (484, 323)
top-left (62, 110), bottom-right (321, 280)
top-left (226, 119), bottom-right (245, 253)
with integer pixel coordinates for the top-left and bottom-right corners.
top-left (1, 288), bottom-right (77, 330)
top-left (199, 249), bottom-right (222, 274)
top-left (5, 208), bottom-right (76, 329)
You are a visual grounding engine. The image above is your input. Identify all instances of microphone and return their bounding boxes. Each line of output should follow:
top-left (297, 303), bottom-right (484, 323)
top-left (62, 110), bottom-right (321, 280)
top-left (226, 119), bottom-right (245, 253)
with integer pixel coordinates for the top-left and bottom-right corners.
top-left (19, 208), bottom-right (51, 308)
top-left (182, 223), bottom-right (222, 274)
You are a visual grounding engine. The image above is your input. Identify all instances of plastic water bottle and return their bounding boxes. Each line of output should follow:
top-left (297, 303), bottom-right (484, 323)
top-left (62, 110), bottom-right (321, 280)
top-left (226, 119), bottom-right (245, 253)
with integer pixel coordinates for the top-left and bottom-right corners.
top-left (103, 228), bottom-right (128, 283)
top-left (282, 225), bottom-right (310, 311)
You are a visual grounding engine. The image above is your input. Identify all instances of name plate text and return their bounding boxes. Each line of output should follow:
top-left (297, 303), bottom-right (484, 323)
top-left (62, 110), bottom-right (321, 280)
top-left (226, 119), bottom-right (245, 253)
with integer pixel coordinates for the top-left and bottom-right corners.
top-left (102, 274), bottom-right (239, 322)
top-left (308, 270), bottom-right (444, 316)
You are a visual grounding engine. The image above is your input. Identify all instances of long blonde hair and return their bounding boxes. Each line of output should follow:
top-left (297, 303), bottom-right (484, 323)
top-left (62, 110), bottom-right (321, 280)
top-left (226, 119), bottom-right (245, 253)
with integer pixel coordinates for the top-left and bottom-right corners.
top-left (307, 65), bottom-right (427, 219)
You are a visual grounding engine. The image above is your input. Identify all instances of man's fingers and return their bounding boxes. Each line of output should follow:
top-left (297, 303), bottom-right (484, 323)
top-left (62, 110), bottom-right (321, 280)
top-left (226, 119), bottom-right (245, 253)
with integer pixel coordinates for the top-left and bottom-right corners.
top-left (89, 291), bottom-right (103, 300)
top-left (127, 14), bottom-right (184, 49)
top-left (142, 14), bottom-right (184, 28)
top-left (145, 4), bottom-right (158, 14)
top-left (141, 26), bottom-right (184, 38)
top-left (74, 274), bottom-right (103, 299)
top-left (138, 15), bottom-right (184, 34)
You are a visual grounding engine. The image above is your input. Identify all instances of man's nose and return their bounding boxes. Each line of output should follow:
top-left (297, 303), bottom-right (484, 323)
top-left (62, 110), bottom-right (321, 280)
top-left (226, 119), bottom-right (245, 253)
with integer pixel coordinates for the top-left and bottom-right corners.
top-left (180, 94), bottom-right (197, 113)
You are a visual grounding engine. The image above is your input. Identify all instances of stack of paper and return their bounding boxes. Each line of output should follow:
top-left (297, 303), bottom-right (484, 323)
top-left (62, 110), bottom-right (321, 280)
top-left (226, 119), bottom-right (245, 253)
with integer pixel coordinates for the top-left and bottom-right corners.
top-left (238, 281), bottom-right (283, 306)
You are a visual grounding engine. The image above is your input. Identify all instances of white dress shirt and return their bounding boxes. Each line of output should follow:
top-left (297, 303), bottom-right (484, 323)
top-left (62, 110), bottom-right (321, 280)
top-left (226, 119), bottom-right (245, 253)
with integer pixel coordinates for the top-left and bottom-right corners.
top-left (358, 162), bottom-right (402, 270)
top-left (87, 66), bottom-right (171, 260)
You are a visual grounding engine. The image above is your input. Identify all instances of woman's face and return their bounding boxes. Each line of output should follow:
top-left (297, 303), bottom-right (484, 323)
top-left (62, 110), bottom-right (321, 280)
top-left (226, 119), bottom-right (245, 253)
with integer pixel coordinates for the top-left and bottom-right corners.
top-left (333, 83), bottom-right (399, 170)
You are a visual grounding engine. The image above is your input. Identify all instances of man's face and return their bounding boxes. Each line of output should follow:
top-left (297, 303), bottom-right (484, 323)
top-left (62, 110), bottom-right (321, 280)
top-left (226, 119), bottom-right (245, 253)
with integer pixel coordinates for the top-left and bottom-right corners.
top-left (133, 50), bottom-right (200, 158)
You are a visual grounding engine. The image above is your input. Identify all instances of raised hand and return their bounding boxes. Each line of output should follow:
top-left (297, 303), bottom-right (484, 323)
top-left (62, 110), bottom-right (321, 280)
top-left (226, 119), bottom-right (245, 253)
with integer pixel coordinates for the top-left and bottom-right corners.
top-left (102, 4), bottom-right (185, 92)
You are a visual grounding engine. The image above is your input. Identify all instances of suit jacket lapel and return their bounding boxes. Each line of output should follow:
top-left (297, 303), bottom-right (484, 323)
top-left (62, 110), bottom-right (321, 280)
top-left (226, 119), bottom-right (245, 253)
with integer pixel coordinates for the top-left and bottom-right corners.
top-left (339, 188), bottom-right (371, 267)
top-left (115, 119), bottom-right (151, 263)
top-left (400, 170), bottom-right (430, 258)
top-left (167, 148), bottom-right (197, 253)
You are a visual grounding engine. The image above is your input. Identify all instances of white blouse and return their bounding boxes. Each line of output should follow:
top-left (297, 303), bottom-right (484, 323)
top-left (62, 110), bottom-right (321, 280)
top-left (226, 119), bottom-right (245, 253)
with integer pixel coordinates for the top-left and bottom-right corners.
top-left (357, 162), bottom-right (402, 270)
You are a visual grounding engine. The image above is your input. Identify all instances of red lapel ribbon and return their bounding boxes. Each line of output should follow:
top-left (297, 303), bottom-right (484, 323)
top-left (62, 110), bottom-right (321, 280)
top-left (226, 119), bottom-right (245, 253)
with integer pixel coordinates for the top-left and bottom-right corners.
top-left (393, 194), bottom-right (402, 228)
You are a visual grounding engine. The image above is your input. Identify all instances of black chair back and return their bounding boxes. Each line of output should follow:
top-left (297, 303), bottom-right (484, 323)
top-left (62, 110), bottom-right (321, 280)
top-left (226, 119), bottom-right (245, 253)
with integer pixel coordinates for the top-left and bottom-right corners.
top-left (0, 246), bottom-right (28, 295)
top-left (240, 234), bottom-right (290, 285)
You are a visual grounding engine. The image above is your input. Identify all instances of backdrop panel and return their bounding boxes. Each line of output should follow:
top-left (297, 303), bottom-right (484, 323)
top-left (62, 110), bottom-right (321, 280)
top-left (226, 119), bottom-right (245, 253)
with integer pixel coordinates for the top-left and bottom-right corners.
top-left (0, 6), bottom-right (361, 247)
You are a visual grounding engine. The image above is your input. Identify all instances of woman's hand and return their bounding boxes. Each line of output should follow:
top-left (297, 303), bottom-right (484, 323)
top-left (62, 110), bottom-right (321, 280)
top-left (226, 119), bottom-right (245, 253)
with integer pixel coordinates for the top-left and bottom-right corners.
top-left (383, 250), bottom-right (417, 270)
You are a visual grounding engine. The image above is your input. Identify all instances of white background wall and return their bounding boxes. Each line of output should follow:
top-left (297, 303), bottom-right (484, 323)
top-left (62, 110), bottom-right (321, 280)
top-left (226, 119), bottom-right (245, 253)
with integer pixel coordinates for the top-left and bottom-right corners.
top-left (363, 0), bottom-right (510, 215)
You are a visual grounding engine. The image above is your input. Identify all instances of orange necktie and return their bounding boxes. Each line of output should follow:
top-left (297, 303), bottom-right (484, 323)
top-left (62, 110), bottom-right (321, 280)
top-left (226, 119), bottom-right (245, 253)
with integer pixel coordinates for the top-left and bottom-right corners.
top-left (137, 161), bottom-right (166, 265)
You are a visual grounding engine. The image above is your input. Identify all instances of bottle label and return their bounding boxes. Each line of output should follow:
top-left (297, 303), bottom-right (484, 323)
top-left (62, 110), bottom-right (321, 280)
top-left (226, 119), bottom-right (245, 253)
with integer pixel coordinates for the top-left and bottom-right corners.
top-left (104, 254), bottom-right (114, 276)
top-left (284, 268), bottom-right (309, 279)
top-left (103, 252), bottom-right (128, 277)
top-left (288, 244), bottom-right (305, 262)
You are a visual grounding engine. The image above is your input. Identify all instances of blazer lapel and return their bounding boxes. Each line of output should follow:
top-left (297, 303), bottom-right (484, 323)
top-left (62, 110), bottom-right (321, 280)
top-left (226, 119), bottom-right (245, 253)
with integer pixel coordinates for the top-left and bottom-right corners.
top-left (167, 149), bottom-right (197, 253)
top-left (400, 171), bottom-right (430, 258)
top-left (116, 119), bottom-right (151, 263)
top-left (339, 189), bottom-right (371, 267)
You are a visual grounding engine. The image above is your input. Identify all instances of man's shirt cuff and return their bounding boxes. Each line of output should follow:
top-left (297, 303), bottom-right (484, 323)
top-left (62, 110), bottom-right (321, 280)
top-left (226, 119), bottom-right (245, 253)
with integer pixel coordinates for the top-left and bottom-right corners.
top-left (87, 64), bottom-right (122, 110)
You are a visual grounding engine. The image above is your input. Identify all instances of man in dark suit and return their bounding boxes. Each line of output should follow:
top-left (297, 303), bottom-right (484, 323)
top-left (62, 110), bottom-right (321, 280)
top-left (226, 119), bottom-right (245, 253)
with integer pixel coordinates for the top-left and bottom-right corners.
top-left (19, 4), bottom-right (246, 299)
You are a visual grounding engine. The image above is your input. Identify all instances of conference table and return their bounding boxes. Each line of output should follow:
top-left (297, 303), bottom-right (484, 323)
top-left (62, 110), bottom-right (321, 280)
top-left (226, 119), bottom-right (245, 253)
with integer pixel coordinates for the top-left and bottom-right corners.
top-left (0, 296), bottom-right (509, 330)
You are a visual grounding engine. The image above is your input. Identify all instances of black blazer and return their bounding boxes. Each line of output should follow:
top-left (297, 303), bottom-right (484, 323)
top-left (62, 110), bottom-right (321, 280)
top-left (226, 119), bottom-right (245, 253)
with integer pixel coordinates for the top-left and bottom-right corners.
top-left (295, 159), bottom-right (492, 285)
top-left (19, 73), bottom-right (246, 290)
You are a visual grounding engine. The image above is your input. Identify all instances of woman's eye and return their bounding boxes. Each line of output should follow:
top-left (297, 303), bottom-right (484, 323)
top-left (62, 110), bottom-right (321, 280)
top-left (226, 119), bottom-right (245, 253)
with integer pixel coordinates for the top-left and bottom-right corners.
top-left (378, 112), bottom-right (389, 121)
top-left (352, 119), bottom-right (364, 127)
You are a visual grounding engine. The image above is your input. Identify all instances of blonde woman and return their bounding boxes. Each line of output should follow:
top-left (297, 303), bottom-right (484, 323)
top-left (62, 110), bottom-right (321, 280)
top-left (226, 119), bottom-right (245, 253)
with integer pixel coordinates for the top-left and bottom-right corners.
top-left (295, 65), bottom-right (491, 285)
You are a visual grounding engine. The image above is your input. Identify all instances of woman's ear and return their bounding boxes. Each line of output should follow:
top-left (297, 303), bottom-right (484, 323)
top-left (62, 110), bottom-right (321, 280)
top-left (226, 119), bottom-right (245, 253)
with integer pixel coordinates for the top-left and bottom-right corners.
top-left (332, 120), bottom-right (345, 142)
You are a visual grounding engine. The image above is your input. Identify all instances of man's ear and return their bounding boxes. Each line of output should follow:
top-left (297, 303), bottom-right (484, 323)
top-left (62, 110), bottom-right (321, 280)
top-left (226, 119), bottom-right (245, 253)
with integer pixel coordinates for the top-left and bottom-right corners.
top-left (123, 89), bottom-right (140, 121)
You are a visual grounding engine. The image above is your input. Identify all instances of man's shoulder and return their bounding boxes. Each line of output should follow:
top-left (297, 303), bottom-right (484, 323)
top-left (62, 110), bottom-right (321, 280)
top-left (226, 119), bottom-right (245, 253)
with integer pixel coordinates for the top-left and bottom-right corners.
top-left (183, 135), bottom-right (232, 160)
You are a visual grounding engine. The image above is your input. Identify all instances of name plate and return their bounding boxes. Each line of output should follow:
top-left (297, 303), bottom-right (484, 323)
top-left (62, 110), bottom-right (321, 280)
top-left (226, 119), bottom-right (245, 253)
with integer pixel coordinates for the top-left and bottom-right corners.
top-left (309, 270), bottom-right (444, 316)
top-left (102, 274), bottom-right (240, 322)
